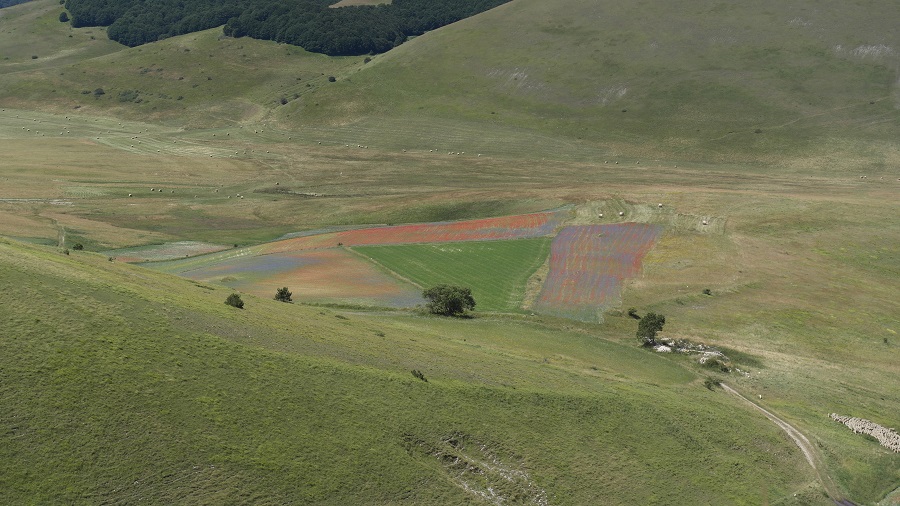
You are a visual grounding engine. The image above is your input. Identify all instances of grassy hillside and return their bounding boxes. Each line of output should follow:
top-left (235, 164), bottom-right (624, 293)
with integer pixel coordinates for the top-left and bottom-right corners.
top-left (288, 0), bottom-right (900, 164)
top-left (3, 0), bottom-right (899, 165)
top-left (0, 238), bottom-right (819, 504)
top-left (0, 0), bottom-right (898, 502)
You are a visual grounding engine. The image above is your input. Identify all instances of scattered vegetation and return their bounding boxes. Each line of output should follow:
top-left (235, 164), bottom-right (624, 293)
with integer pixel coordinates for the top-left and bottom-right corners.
top-left (411, 369), bottom-right (427, 382)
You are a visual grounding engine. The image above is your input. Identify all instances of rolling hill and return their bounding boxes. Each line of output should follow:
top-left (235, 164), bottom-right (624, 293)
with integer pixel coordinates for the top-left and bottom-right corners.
top-left (0, 0), bottom-right (898, 503)
top-left (0, 238), bottom-right (817, 504)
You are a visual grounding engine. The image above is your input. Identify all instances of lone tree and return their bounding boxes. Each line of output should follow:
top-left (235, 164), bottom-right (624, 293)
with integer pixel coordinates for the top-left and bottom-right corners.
top-left (225, 293), bottom-right (244, 309)
top-left (274, 286), bottom-right (292, 302)
top-left (637, 312), bottom-right (665, 346)
top-left (59, 11), bottom-right (69, 22)
top-left (423, 284), bottom-right (475, 317)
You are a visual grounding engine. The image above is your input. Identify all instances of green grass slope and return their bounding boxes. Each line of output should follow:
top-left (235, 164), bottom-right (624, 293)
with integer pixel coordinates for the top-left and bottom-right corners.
top-left (354, 238), bottom-right (551, 312)
top-left (0, 0), bottom-right (366, 126)
top-left (0, 0), bottom-right (122, 72)
top-left (3, 0), bottom-right (899, 167)
top-left (0, 238), bottom-right (818, 504)
top-left (286, 0), bottom-right (900, 164)
top-left (3, 0), bottom-right (898, 165)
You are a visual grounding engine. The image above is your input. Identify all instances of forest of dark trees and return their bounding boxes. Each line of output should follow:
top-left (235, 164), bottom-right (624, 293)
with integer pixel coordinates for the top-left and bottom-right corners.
top-left (63, 0), bottom-right (511, 55)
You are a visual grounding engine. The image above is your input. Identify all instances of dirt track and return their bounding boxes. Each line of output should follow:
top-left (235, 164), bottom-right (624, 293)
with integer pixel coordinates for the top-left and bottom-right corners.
top-left (721, 383), bottom-right (855, 505)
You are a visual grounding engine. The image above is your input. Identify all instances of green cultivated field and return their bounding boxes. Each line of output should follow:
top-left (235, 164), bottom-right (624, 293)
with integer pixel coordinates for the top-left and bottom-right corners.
top-left (355, 238), bottom-right (551, 312)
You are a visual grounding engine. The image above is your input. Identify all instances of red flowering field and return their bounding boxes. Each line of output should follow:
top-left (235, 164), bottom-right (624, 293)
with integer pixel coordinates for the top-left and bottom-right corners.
top-left (261, 210), bottom-right (565, 254)
top-left (533, 223), bottom-right (663, 321)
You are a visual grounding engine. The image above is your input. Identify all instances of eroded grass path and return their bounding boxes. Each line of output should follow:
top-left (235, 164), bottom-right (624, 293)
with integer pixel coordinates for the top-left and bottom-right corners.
top-left (721, 383), bottom-right (855, 505)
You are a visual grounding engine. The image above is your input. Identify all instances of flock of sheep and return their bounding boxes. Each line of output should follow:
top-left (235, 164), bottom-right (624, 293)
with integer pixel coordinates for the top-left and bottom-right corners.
top-left (830, 413), bottom-right (900, 453)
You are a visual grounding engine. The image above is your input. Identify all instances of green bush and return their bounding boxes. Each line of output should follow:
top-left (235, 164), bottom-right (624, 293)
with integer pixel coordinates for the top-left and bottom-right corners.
top-left (59, 11), bottom-right (69, 22)
top-left (637, 312), bottom-right (665, 346)
top-left (72, 243), bottom-right (84, 250)
top-left (703, 358), bottom-right (730, 373)
top-left (274, 287), bottom-right (292, 302)
top-left (225, 293), bottom-right (244, 309)
top-left (423, 284), bottom-right (475, 316)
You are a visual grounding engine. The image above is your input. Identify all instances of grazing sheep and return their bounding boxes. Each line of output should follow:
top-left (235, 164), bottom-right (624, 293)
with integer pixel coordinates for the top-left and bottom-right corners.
top-left (599, 213), bottom-right (604, 218)
top-left (658, 203), bottom-right (663, 208)
top-left (618, 211), bottom-right (624, 216)
top-left (128, 193), bottom-right (133, 197)
top-left (702, 220), bottom-right (708, 226)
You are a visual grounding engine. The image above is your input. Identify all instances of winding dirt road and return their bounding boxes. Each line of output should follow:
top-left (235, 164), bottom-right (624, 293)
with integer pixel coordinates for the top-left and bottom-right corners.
top-left (721, 383), bottom-right (856, 505)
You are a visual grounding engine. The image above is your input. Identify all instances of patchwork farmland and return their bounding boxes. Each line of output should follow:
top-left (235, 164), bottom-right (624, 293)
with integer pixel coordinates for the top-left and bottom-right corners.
top-left (151, 212), bottom-right (662, 316)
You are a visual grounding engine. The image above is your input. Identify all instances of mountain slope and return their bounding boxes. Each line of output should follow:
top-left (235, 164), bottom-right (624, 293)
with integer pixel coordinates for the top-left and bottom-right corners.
top-left (0, 238), bottom-right (817, 504)
top-left (286, 0), bottom-right (900, 163)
